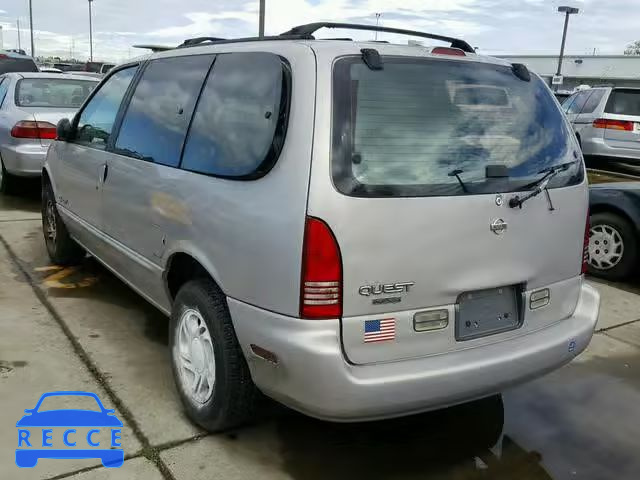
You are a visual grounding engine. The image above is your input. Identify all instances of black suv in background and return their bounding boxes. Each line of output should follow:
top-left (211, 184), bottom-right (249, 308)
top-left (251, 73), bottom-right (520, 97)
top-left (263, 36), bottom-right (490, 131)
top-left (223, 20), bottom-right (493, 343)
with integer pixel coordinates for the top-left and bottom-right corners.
top-left (0, 51), bottom-right (38, 75)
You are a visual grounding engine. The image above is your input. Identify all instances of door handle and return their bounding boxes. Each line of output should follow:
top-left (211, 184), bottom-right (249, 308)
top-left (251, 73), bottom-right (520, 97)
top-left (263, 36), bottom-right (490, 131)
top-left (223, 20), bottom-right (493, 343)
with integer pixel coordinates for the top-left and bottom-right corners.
top-left (97, 164), bottom-right (109, 189)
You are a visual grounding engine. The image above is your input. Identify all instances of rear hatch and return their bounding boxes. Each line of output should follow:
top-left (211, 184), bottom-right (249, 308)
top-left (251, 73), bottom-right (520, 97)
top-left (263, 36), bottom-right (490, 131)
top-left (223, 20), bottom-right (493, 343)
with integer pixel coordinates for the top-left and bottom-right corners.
top-left (307, 51), bottom-right (587, 365)
top-left (601, 89), bottom-right (640, 152)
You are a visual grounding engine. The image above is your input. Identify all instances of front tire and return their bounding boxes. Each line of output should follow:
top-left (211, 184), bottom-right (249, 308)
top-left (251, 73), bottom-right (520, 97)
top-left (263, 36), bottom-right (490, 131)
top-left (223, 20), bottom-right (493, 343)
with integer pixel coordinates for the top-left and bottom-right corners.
top-left (169, 279), bottom-right (260, 432)
top-left (588, 212), bottom-right (638, 280)
top-left (42, 181), bottom-right (85, 265)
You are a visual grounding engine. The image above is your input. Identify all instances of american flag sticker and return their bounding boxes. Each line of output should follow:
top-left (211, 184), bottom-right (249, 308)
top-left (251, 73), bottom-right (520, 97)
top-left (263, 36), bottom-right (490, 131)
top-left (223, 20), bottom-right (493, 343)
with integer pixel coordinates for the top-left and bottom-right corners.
top-left (364, 318), bottom-right (396, 343)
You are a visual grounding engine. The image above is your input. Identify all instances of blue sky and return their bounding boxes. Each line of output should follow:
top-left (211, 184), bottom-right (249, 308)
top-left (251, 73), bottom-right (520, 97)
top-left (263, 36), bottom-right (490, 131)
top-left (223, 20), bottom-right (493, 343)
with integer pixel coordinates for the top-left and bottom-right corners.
top-left (0, 0), bottom-right (638, 61)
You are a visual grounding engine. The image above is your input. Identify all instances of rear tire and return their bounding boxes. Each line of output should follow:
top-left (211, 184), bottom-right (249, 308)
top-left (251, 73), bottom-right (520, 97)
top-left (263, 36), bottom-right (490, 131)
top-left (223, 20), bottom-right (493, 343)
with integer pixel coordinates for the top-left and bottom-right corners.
top-left (0, 157), bottom-right (15, 194)
top-left (588, 212), bottom-right (638, 280)
top-left (169, 279), bottom-right (260, 432)
top-left (42, 181), bottom-right (85, 265)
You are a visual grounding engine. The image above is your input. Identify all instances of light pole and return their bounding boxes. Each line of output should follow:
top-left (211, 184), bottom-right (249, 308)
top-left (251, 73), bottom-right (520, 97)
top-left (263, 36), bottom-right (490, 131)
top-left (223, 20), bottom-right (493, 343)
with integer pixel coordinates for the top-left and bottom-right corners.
top-left (88, 0), bottom-right (94, 61)
top-left (258, 0), bottom-right (265, 37)
top-left (28, 0), bottom-right (34, 58)
top-left (556, 6), bottom-right (579, 83)
top-left (374, 13), bottom-right (381, 40)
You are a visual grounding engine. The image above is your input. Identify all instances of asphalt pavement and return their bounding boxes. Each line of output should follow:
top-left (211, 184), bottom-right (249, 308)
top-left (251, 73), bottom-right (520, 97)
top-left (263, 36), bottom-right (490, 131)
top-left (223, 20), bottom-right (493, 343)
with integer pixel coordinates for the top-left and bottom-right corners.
top-left (1, 181), bottom-right (639, 480)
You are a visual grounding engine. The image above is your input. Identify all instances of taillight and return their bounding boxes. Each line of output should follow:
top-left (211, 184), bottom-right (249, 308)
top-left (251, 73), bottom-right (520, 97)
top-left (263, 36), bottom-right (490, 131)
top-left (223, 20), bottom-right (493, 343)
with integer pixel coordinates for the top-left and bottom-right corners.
top-left (431, 47), bottom-right (466, 56)
top-left (582, 212), bottom-right (590, 274)
top-left (300, 216), bottom-right (342, 319)
top-left (11, 121), bottom-right (57, 140)
top-left (593, 118), bottom-right (634, 131)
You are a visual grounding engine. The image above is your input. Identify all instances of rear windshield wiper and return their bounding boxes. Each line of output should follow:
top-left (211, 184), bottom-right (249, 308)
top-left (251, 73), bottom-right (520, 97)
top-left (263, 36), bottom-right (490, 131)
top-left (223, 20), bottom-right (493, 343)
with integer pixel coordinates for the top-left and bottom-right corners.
top-left (448, 169), bottom-right (470, 193)
top-left (508, 160), bottom-right (579, 210)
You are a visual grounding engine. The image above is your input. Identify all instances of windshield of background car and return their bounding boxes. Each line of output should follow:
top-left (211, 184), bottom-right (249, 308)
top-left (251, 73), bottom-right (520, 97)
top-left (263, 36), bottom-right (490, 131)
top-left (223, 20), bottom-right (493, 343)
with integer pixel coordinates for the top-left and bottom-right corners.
top-left (0, 57), bottom-right (38, 74)
top-left (16, 78), bottom-right (97, 108)
top-left (332, 56), bottom-right (583, 197)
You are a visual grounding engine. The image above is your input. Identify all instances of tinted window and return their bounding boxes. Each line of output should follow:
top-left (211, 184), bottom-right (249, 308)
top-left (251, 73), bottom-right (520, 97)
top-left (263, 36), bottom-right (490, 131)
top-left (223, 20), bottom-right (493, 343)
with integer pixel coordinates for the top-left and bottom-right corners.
top-left (181, 53), bottom-right (288, 178)
top-left (606, 90), bottom-right (640, 116)
top-left (76, 66), bottom-right (137, 149)
top-left (567, 91), bottom-right (590, 114)
top-left (0, 78), bottom-right (8, 107)
top-left (332, 57), bottom-right (581, 198)
top-left (0, 57), bottom-right (38, 74)
top-left (115, 55), bottom-right (214, 167)
top-left (561, 94), bottom-right (577, 113)
top-left (16, 79), bottom-right (97, 108)
top-left (581, 90), bottom-right (606, 114)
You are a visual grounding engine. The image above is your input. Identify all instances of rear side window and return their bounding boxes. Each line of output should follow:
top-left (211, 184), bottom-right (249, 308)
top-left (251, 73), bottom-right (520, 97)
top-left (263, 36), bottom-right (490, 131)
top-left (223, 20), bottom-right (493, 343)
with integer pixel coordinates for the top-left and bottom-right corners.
top-left (0, 78), bottom-right (8, 107)
top-left (566, 91), bottom-right (590, 114)
top-left (114, 55), bottom-right (214, 167)
top-left (75, 66), bottom-right (137, 149)
top-left (181, 52), bottom-right (290, 178)
top-left (332, 57), bottom-right (581, 197)
top-left (581, 90), bottom-right (606, 114)
top-left (0, 57), bottom-right (38, 74)
top-left (606, 90), bottom-right (640, 116)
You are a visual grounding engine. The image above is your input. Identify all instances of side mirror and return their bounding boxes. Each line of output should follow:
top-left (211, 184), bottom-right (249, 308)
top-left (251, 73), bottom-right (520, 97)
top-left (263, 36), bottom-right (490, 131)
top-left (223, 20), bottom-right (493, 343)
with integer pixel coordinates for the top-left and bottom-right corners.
top-left (56, 118), bottom-right (73, 142)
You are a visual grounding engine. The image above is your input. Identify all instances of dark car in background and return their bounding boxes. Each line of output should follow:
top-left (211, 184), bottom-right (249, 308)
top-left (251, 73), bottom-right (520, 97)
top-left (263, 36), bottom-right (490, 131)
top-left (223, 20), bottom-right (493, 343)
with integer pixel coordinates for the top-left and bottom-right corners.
top-left (0, 51), bottom-right (38, 75)
top-left (589, 182), bottom-right (640, 280)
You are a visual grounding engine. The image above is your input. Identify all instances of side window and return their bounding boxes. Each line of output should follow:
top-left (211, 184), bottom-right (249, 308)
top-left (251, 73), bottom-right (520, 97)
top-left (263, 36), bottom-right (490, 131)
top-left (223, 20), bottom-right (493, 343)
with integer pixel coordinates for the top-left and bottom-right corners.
top-left (561, 94), bottom-right (577, 113)
top-left (606, 90), bottom-right (640, 116)
top-left (114, 55), bottom-right (214, 167)
top-left (567, 91), bottom-right (591, 114)
top-left (0, 78), bottom-right (8, 107)
top-left (181, 52), bottom-right (289, 178)
top-left (581, 90), bottom-right (606, 114)
top-left (76, 66), bottom-right (137, 149)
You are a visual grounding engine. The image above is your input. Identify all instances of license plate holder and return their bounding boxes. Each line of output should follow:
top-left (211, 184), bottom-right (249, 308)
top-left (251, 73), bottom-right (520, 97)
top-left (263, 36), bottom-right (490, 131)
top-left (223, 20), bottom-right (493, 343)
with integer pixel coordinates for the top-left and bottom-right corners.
top-left (455, 286), bottom-right (522, 341)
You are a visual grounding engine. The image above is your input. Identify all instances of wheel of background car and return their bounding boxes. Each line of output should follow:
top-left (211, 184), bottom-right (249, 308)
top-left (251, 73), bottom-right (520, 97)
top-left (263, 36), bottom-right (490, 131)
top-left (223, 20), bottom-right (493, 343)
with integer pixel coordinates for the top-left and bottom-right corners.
top-left (41, 182), bottom-right (85, 265)
top-left (588, 212), bottom-right (638, 281)
top-left (0, 157), bottom-right (15, 194)
top-left (169, 278), bottom-right (261, 432)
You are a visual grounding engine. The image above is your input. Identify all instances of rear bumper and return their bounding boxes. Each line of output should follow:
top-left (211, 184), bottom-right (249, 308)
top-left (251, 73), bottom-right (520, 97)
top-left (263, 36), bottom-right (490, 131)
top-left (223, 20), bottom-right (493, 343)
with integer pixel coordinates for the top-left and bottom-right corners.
top-left (229, 282), bottom-right (599, 422)
top-left (0, 143), bottom-right (47, 176)
top-left (582, 136), bottom-right (640, 162)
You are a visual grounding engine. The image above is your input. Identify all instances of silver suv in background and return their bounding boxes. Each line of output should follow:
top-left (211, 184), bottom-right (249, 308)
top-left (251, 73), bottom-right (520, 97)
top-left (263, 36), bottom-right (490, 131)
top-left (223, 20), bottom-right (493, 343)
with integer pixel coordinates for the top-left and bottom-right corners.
top-left (563, 87), bottom-right (640, 162)
top-left (0, 73), bottom-right (98, 192)
top-left (42, 23), bottom-right (599, 432)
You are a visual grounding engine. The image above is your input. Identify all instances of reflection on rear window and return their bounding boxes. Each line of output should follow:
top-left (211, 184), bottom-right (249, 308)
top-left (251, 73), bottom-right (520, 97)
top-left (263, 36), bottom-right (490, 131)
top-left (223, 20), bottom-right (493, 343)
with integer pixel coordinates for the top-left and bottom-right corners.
top-left (332, 57), bottom-right (580, 197)
top-left (16, 79), bottom-right (97, 108)
top-left (607, 90), bottom-right (640, 117)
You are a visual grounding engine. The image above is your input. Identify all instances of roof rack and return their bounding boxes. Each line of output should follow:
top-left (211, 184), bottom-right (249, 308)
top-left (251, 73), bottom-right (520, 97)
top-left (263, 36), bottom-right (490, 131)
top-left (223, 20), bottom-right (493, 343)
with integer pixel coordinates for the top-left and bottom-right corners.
top-left (280, 22), bottom-right (475, 53)
top-left (179, 37), bottom-right (227, 47)
top-left (176, 22), bottom-right (475, 53)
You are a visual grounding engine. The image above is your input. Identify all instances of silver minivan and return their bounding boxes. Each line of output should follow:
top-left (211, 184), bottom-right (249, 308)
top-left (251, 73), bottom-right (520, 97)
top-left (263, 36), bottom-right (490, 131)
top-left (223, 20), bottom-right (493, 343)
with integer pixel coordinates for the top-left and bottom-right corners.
top-left (563, 86), bottom-right (640, 162)
top-left (42, 23), bottom-right (600, 431)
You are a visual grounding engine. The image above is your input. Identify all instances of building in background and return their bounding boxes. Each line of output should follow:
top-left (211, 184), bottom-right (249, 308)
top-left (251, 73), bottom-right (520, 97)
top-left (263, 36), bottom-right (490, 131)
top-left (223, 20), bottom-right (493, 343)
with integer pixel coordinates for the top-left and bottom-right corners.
top-left (499, 55), bottom-right (640, 92)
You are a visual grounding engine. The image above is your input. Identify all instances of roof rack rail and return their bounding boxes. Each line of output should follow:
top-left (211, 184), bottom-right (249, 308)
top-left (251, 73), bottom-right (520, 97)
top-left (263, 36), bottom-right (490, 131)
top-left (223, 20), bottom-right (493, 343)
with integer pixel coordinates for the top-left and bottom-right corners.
top-left (179, 36), bottom-right (227, 48)
top-left (280, 22), bottom-right (475, 53)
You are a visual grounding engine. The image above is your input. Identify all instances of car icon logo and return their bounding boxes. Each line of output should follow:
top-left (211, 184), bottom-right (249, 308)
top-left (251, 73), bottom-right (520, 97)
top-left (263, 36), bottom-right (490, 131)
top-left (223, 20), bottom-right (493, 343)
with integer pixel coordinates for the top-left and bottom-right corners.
top-left (490, 218), bottom-right (508, 235)
top-left (16, 391), bottom-right (124, 468)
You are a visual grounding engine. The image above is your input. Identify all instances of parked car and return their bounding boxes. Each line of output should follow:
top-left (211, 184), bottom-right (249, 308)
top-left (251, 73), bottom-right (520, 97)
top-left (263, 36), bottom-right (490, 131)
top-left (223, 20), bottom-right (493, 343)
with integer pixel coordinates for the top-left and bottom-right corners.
top-left (0, 72), bottom-right (99, 192)
top-left (42, 22), bottom-right (599, 432)
top-left (563, 87), bottom-right (640, 163)
top-left (0, 50), bottom-right (38, 75)
top-left (588, 182), bottom-right (640, 280)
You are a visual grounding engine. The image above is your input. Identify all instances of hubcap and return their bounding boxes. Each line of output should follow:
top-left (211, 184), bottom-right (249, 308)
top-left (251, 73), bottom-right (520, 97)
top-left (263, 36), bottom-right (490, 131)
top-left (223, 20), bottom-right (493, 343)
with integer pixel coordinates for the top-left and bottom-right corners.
top-left (174, 308), bottom-right (215, 404)
top-left (45, 200), bottom-right (57, 244)
top-left (589, 224), bottom-right (624, 270)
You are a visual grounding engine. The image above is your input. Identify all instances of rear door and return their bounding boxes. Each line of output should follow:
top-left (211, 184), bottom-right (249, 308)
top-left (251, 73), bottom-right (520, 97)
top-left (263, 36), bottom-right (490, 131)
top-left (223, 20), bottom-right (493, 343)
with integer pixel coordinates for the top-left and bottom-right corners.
top-left (310, 54), bottom-right (587, 365)
top-left (564, 90), bottom-right (591, 124)
top-left (602, 89), bottom-right (640, 152)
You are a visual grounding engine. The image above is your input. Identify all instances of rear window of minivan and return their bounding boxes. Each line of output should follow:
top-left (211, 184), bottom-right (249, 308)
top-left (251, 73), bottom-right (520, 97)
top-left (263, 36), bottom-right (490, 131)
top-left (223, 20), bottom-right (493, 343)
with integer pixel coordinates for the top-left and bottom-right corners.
top-left (332, 57), bottom-right (582, 197)
top-left (606, 89), bottom-right (640, 117)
